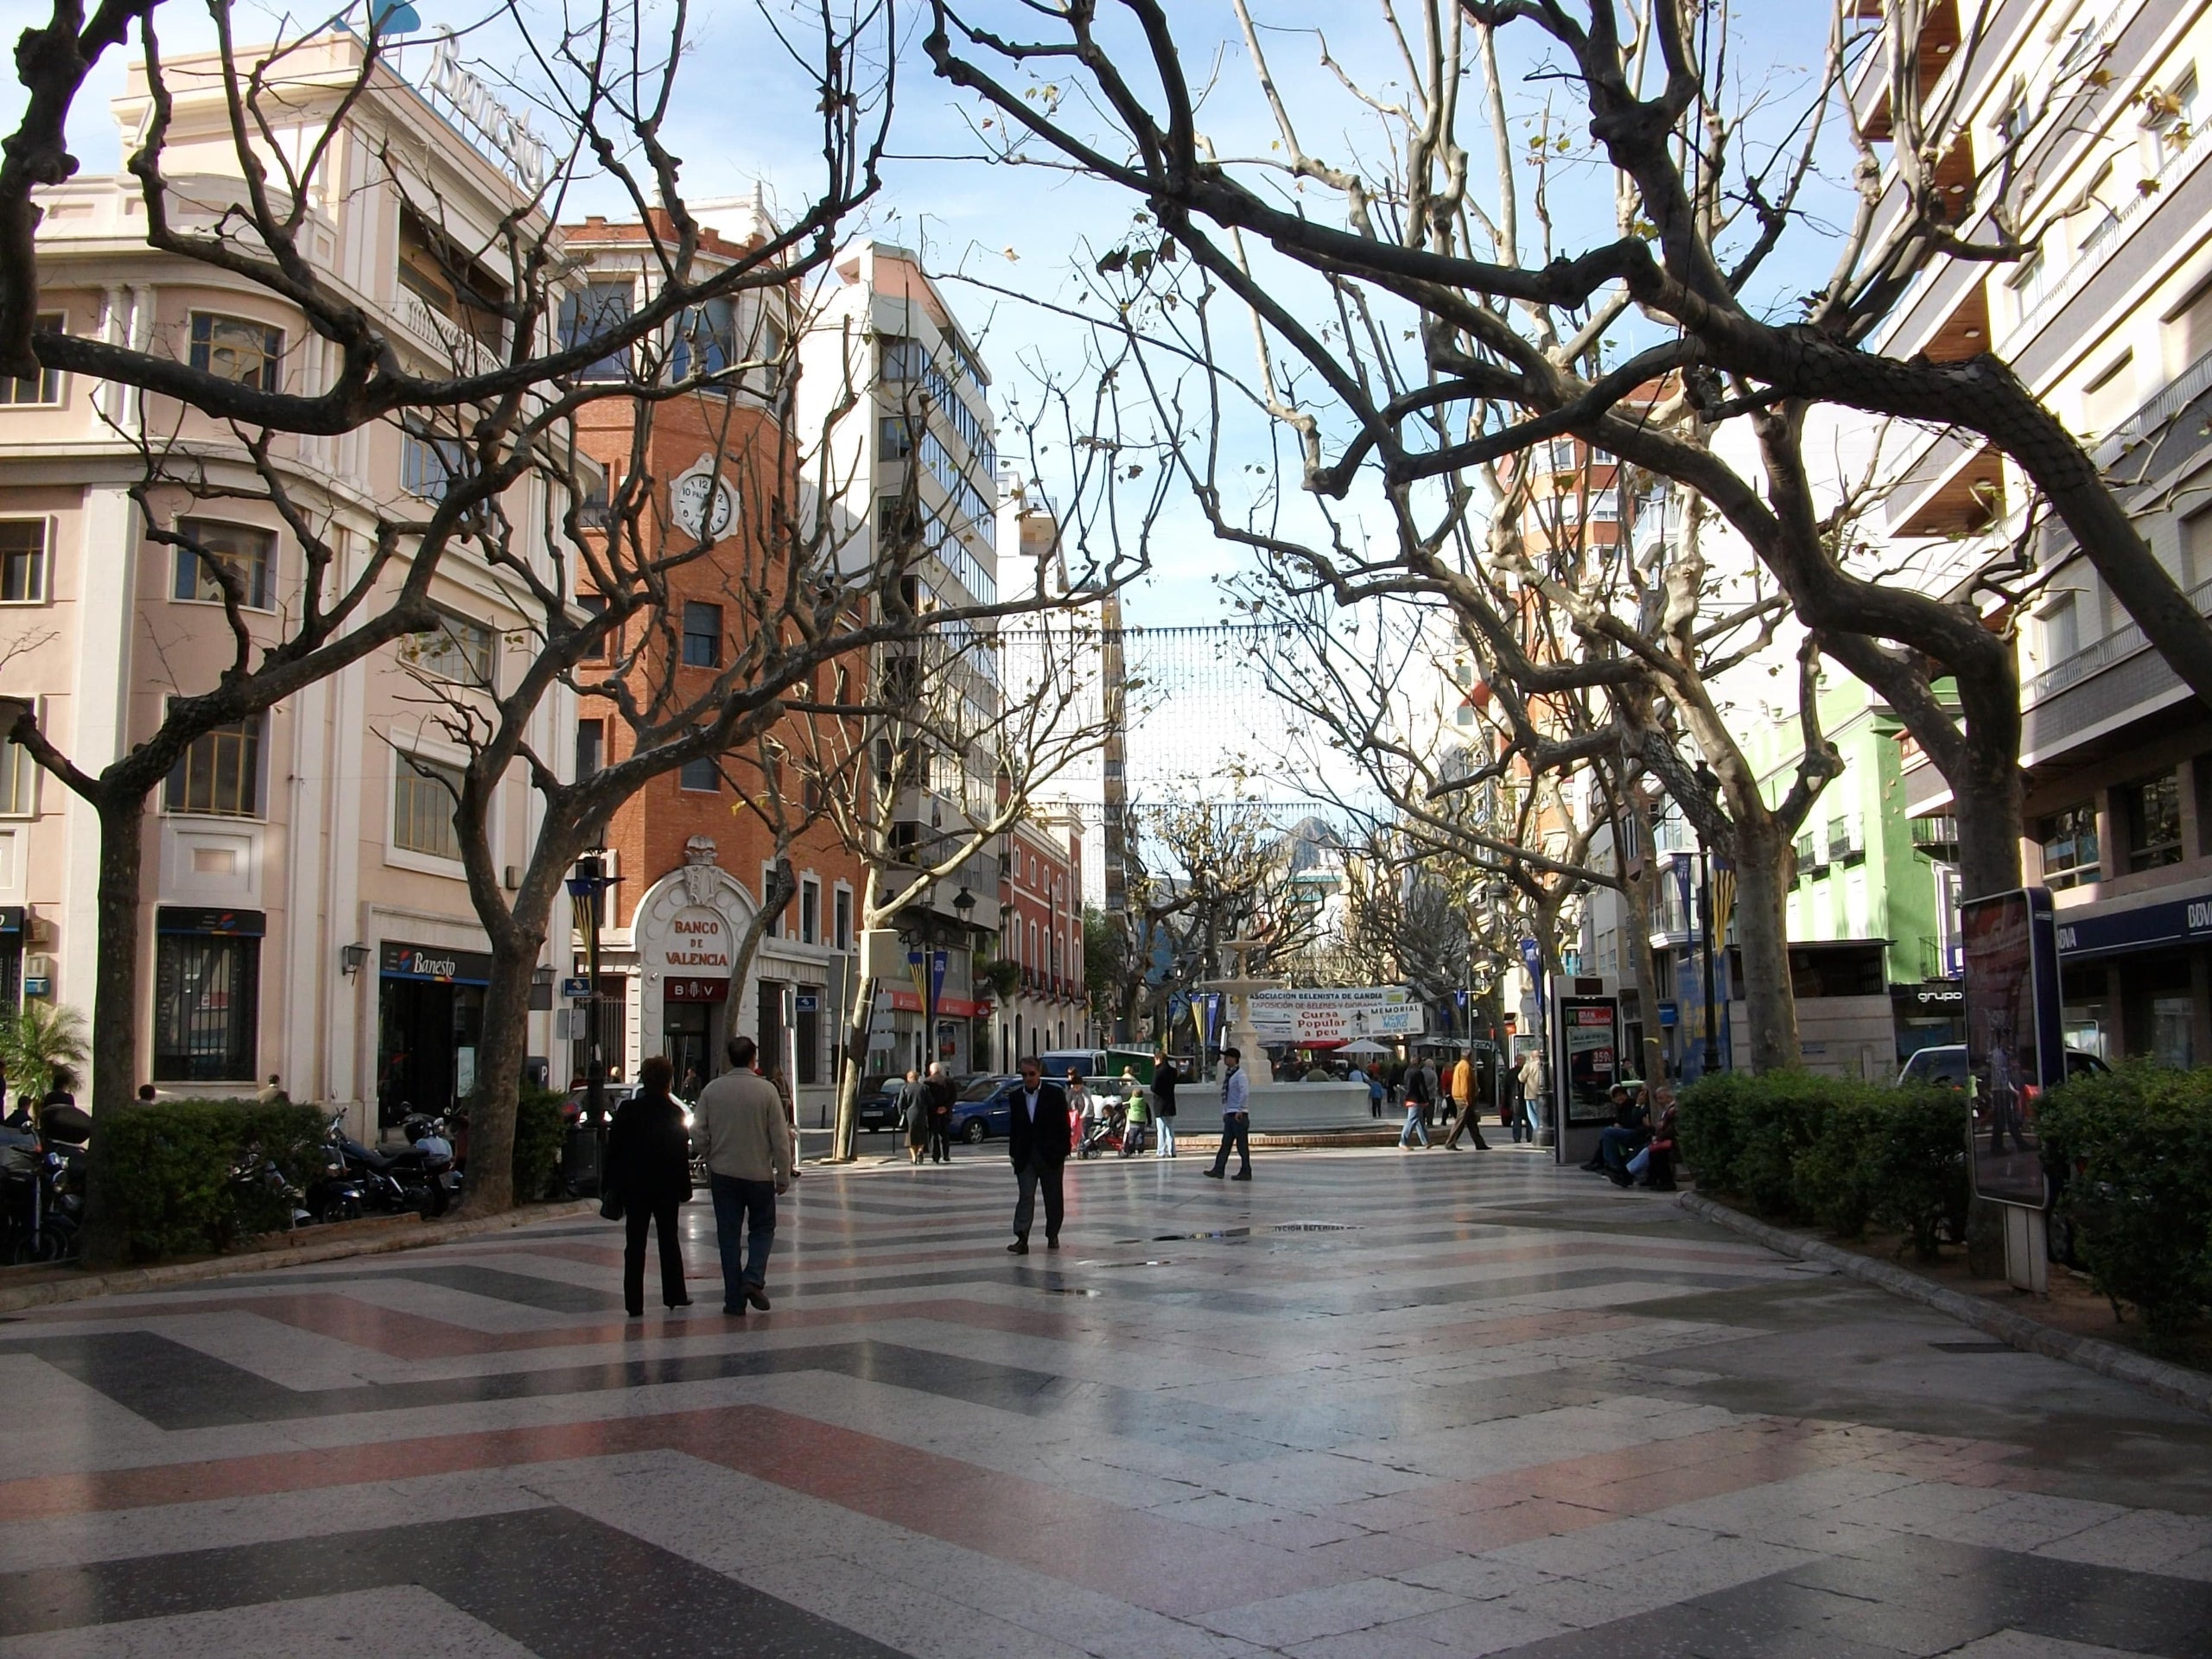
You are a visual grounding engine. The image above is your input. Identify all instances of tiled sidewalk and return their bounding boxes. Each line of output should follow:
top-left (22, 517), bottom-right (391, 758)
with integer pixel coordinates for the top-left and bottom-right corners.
top-left (1, 1146), bottom-right (2209, 1656)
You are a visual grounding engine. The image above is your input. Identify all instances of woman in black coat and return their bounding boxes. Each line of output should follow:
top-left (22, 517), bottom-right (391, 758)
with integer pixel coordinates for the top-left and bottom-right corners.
top-left (604, 1054), bottom-right (694, 1317)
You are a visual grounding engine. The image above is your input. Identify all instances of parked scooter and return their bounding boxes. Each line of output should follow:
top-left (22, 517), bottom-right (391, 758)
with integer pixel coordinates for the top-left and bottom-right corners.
top-left (398, 1113), bottom-right (459, 1218)
top-left (1, 1103), bottom-right (87, 1263)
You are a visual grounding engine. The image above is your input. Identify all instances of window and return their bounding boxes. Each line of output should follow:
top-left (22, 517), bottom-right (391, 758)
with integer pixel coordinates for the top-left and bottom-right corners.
top-left (2124, 769), bottom-right (2183, 871)
top-left (2038, 803), bottom-right (2101, 890)
top-left (578, 592), bottom-right (612, 660)
top-left (879, 414), bottom-right (913, 460)
top-left (0, 732), bottom-right (35, 816)
top-left (172, 519), bottom-right (273, 610)
top-left (0, 520), bottom-right (45, 603)
top-left (0, 314), bottom-right (61, 405)
top-left (401, 612), bottom-right (494, 686)
top-left (2144, 71), bottom-right (2198, 180)
top-left (681, 601), bottom-right (721, 667)
top-left (800, 878), bottom-right (819, 945)
top-left (400, 426), bottom-right (465, 498)
top-left (189, 313), bottom-right (282, 391)
top-left (678, 754), bottom-right (719, 791)
top-left (557, 280), bottom-right (633, 380)
top-left (2186, 506), bottom-right (2212, 591)
top-left (876, 492), bottom-right (918, 549)
top-left (880, 334), bottom-right (930, 381)
top-left (669, 296), bottom-right (736, 387)
top-left (1586, 486), bottom-right (1620, 521)
top-left (833, 887), bottom-right (852, 951)
top-left (393, 751), bottom-right (464, 860)
top-left (575, 718), bottom-right (604, 779)
top-left (165, 716), bottom-right (262, 817)
top-left (763, 864), bottom-right (782, 937)
top-left (154, 931), bottom-right (258, 1082)
top-left (2082, 353), bottom-right (2135, 438)
top-left (2042, 591), bottom-right (2081, 663)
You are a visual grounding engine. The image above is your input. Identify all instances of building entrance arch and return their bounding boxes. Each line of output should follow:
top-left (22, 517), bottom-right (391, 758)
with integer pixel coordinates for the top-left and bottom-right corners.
top-left (632, 838), bottom-right (760, 1092)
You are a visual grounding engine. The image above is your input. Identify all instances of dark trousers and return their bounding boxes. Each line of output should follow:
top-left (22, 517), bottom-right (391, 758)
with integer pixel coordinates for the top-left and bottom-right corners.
top-left (1444, 1099), bottom-right (1490, 1149)
top-left (1013, 1158), bottom-right (1064, 1241)
top-left (622, 1198), bottom-right (685, 1313)
top-left (927, 1122), bottom-right (950, 1161)
top-left (708, 1173), bottom-right (777, 1307)
top-left (1209, 1114), bottom-right (1251, 1175)
top-left (1598, 1126), bottom-right (1647, 1170)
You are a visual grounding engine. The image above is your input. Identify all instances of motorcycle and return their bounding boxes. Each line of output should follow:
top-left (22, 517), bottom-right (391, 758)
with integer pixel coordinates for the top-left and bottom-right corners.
top-left (2, 1105), bottom-right (86, 1264)
top-left (398, 1113), bottom-right (460, 1218)
top-left (325, 1111), bottom-right (415, 1217)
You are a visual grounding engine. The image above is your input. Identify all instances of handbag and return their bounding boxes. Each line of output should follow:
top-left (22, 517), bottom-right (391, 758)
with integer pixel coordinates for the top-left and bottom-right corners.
top-left (600, 1192), bottom-right (626, 1221)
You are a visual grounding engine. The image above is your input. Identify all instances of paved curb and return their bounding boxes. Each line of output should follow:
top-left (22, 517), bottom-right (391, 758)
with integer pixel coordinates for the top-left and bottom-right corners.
top-left (0, 1200), bottom-right (600, 1313)
top-left (1677, 1192), bottom-right (2212, 1420)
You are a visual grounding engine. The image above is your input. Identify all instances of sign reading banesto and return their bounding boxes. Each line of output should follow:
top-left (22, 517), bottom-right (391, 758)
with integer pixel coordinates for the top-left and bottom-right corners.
top-left (1961, 887), bottom-right (2064, 1208)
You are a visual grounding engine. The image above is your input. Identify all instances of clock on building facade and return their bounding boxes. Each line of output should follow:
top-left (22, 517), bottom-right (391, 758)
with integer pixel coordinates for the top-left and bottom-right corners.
top-left (670, 461), bottom-right (739, 542)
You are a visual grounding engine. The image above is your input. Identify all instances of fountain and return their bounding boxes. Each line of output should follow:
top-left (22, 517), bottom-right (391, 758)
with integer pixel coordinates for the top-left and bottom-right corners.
top-left (1204, 937), bottom-right (1282, 1087)
top-left (1201, 938), bottom-right (1379, 1133)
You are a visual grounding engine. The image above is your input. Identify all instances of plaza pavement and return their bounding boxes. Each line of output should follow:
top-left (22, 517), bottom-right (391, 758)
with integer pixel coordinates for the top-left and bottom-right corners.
top-left (0, 1143), bottom-right (2208, 1657)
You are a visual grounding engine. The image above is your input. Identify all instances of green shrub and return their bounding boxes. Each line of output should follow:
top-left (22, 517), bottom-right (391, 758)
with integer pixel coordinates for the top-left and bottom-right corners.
top-left (95, 1099), bottom-right (326, 1262)
top-left (2040, 1064), bottom-right (2212, 1342)
top-left (1676, 1072), bottom-right (1752, 1193)
top-left (1680, 1071), bottom-right (1969, 1259)
top-left (512, 1086), bottom-right (568, 1202)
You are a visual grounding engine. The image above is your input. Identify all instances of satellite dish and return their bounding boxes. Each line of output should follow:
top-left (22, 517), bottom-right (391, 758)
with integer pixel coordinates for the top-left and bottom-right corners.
top-left (370, 0), bottom-right (423, 33)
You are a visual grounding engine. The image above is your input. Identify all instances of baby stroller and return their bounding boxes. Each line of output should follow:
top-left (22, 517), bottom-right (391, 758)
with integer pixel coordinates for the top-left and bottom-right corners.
top-left (1080, 1102), bottom-right (1124, 1158)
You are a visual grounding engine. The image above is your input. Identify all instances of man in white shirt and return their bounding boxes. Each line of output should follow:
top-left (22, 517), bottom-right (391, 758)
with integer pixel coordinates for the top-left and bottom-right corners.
top-left (1204, 1046), bottom-right (1253, 1180)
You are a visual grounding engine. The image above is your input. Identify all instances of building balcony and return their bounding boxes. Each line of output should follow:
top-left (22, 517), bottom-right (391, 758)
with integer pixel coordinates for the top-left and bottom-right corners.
top-left (1911, 815), bottom-right (1959, 858)
top-left (2019, 574), bottom-right (2212, 769)
top-left (1882, 428), bottom-right (2005, 537)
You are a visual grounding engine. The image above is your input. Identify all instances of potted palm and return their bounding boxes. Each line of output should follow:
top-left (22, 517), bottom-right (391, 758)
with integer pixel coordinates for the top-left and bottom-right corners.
top-left (0, 1001), bottom-right (89, 1107)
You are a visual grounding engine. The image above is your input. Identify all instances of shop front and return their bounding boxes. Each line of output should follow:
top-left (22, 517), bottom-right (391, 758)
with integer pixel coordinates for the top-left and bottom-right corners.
top-left (629, 842), bottom-right (757, 1091)
top-left (376, 939), bottom-right (490, 1127)
top-left (2050, 884), bottom-right (2212, 1067)
top-left (1891, 979), bottom-right (1967, 1067)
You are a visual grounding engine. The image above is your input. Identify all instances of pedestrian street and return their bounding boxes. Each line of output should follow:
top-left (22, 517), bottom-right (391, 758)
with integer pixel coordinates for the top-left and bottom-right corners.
top-left (1, 1147), bottom-right (2208, 1657)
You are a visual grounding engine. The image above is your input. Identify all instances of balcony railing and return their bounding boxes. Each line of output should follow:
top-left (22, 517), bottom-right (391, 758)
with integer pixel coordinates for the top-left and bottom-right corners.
top-left (1919, 935), bottom-right (1963, 982)
top-left (2095, 342), bottom-right (2212, 469)
top-left (2022, 571), bottom-right (2212, 706)
top-left (1911, 815), bottom-right (1960, 856)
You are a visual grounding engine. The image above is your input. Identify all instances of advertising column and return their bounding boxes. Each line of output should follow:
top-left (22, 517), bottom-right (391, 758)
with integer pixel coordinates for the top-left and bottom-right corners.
top-left (1961, 887), bottom-right (2063, 1293)
top-left (1551, 984), bottom-right (1620, 1166)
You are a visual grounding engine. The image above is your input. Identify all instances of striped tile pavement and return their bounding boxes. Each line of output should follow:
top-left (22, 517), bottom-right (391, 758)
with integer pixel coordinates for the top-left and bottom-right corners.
top-left (0, 1143), bottom-right (2208, 1656)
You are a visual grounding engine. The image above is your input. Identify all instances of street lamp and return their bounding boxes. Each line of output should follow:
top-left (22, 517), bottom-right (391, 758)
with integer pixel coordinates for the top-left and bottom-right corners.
top-left (1693, 761), bottom-right (1722, 1078)
top-left (565, 852), bottom-right (613, 1126)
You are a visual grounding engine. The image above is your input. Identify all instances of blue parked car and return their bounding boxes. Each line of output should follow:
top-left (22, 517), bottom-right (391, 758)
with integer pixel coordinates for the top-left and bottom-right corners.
top-left (949, 1075), bottom-right (1022, 1143)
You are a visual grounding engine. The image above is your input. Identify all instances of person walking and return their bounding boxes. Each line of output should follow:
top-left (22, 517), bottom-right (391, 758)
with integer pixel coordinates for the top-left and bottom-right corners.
top-left (1443, 1050), bottom-right (1491, 1150)
top-left (1518, 1046), bottom-right (1547, 1142)
top-left (1398, 1056), bottom-right (1432, 1149)
top-left (1007, 1056), bottom-right (1071, 1253)
top-left (898, 1068), bottom-right (928, 1165)
top-left (1204, 1047), bottom-right (1253, 1180)
top-left (1152, 1055), bottom-right (1179, 1158)
top-left (695, 1036), bottom-right (793, 1315)
top-left (924, 1062), bottom-right (956, 1163)
top-left (604, 1054), bottom-right (693, 1318)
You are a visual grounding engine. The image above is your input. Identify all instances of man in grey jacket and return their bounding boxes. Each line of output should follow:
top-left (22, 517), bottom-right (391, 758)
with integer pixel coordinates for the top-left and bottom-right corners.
top-left (695, 1035), bottom-right (793, 1315)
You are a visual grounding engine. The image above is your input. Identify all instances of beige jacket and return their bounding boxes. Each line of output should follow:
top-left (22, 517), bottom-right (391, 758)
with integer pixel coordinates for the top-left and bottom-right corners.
top-left (696, 1069), bottom-right (794, 1184)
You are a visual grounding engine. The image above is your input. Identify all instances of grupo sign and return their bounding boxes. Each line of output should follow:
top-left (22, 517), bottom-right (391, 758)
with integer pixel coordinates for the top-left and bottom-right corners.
top-left (1249, 987), bottom-right (1427, 1044)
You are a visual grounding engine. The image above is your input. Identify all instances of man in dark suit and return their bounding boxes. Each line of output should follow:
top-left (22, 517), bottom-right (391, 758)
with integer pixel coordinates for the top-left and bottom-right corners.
top-left (1006, 1055), bottom-right (1071, 1255)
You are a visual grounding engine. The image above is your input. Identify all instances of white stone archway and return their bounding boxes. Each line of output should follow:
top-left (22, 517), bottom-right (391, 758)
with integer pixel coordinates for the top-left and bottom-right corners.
top-left (631, 837), bottom-right (759, 1086)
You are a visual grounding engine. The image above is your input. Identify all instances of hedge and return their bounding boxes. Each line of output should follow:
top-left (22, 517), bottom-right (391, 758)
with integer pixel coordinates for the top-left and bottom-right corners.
top-left (97, 1099), bottom-right (327, 1262)
top-left (513, 1086), bottom-right (567, 1201)
top-left (1677, 1071), bottom-right (1969, 1260)
top-left (2039, 1064), bottom-right (2212, 1342)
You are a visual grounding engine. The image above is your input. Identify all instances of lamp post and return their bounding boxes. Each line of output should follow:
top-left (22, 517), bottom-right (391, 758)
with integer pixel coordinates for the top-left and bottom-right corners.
top-left (1693, 762), bottom-right (1721, 1077)
top-left (951, 884), bottom-right (976, 1068)
top-left (565, 853), bottom-right (611, 1125)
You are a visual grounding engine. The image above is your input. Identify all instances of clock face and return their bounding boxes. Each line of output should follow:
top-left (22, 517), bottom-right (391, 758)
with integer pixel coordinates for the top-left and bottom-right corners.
top-left (672, 471), bottom-right (737, 541)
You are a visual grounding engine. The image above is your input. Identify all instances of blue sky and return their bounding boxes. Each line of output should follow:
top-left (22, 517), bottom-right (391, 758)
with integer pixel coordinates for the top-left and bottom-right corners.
top-left (0, 0), bottom-right (1848, 805)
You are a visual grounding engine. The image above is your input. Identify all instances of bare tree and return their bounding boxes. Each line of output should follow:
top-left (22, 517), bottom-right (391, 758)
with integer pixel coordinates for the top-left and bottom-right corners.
top-left (924, 0), bottom-right (2210, 918)
top-left (0, 3), bottom-right (893, 1250)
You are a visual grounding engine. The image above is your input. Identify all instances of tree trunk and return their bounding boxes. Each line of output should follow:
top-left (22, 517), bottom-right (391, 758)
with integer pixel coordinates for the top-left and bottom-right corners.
top-left (79, 790), bottom-right (145, 1270)
top-left (1622, 880), bottom-right (1668, 1084)
top-left (830, 867), bottom-right (883, 1161)
top-left (723, 855), bottom-right (794, 1070)
top-left (1732, 819), bottom-right (1798, 1074)
top-left (458, 925), bottom-right (543, 1215)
